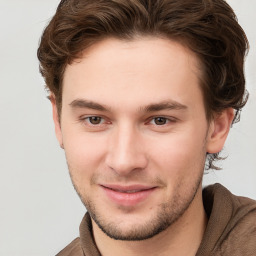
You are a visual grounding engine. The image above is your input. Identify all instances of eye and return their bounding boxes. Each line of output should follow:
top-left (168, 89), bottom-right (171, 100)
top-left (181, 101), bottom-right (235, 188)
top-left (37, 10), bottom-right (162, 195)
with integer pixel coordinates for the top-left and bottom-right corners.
top-left (151, 117), bottom-right (168, 125)
top-left (85, 116), bottom-right (104, 125)
top-left (78, 115), bottom-right (111, 131)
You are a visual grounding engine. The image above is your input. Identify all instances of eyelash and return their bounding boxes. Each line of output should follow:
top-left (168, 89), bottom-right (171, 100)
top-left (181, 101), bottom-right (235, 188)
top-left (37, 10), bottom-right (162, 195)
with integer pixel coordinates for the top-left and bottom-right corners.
top-left (147, 116), bottom-right (176, 126)
top-left (79, 115), bottom-right (177, 127)
top-left (80, 116), bottom-right (109, 126)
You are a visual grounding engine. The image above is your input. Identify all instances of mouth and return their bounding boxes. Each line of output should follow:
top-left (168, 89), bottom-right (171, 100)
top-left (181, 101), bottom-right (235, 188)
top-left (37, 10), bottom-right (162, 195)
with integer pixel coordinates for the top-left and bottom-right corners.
top-left (100, 184), bottom-right (157, 206)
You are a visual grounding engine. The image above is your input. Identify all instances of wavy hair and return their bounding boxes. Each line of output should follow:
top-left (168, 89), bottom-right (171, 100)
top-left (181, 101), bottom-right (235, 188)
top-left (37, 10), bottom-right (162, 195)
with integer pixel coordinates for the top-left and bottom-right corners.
top-left (38, 0), bottom-right (249, 169)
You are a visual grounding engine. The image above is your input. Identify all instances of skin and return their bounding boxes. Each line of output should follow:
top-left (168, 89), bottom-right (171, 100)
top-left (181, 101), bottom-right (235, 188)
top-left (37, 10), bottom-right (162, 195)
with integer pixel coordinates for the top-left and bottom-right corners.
top-left (52, 37), bottom-right (234, 256)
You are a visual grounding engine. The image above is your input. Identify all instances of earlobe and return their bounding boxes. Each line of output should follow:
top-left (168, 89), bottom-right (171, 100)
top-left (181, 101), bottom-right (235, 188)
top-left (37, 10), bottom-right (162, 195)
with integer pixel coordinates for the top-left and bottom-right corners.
top-left (206, 108), bottom-right (235, 154)
top-left (50, 95), bottom-right (64, 149)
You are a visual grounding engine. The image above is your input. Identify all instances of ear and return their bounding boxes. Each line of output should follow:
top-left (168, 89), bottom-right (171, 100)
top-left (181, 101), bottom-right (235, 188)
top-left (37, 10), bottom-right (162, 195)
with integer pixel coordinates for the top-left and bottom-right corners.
top-left (206, 108), bottom-right (235, 154)
top-left (50, 95), bottom-right (64, 149)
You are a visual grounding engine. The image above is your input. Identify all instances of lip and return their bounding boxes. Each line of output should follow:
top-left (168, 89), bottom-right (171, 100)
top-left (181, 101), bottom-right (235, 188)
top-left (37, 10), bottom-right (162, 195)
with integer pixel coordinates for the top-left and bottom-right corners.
top-left (100, 184), bottom-right (157, 207)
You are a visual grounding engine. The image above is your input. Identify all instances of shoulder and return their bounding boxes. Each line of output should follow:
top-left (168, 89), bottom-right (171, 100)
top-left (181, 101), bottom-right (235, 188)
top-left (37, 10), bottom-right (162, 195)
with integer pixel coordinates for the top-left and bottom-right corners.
top-left (56, 237), bottom-right (84, 256)
top-left (217, 194), bottom-right (256, 255)
top-left (203, 184), bottom-right (256, 255)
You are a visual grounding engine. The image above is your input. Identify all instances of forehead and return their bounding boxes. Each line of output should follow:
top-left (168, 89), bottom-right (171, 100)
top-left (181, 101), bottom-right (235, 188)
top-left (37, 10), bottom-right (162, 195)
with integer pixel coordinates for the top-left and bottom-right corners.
top-left (62, 37), bottom-right (203, 112)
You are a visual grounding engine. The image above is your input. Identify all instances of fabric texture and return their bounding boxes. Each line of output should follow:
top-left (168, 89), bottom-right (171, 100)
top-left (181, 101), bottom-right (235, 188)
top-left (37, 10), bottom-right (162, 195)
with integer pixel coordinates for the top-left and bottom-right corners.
top-left (56, 184), bottom-right (256, 256)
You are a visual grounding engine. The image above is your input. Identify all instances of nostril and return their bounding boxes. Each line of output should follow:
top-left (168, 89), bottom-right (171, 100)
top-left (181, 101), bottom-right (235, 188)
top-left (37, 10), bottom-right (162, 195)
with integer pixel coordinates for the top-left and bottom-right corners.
top-left (105, 128), bottom-right (148, 174)
top-left (105, 152), bottom-right (148, 176)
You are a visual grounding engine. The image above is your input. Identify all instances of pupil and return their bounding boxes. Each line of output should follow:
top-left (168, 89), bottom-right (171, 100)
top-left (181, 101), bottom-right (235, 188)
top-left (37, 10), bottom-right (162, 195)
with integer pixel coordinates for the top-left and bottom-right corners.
top-left (155, 117), bottom-right (166, 125)
top-left (90, 117), bottom-right (101, 124)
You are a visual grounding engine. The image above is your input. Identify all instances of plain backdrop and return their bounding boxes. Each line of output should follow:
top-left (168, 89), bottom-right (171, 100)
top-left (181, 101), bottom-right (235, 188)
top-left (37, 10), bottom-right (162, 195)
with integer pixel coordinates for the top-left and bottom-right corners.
top-left (0, 0), bottom-right (255, 255)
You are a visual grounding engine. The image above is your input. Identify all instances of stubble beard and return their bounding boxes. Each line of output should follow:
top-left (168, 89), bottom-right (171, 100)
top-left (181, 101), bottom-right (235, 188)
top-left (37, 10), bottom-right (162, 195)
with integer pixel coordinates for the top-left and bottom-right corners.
top-left (68, 168), bottom-right (204, 241)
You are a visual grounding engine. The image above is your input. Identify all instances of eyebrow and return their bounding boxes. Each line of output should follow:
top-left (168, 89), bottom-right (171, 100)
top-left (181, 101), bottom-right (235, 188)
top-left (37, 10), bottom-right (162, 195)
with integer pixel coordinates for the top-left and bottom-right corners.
top-left (69, 99), bottom-right (109, 111)
top-left (69, 99), bottom-right (188, 112)
top-left (142, 101), bottom-right (188, 112)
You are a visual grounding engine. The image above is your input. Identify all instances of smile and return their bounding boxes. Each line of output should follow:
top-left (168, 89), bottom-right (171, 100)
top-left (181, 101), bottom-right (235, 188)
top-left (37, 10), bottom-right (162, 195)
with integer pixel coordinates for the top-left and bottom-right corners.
top-left (100, 184), bottom-right (157, 206)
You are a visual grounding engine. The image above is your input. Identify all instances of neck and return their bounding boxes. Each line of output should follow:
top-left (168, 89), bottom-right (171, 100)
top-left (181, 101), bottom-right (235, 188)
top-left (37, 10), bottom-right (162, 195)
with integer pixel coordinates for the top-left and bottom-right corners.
top-left (92, 187), bottom-right (207, 256)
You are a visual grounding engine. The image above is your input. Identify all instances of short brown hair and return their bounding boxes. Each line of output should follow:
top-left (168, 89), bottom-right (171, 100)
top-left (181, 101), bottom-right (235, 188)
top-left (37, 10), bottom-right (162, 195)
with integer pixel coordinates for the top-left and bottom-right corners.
top-left (37, 0), bottom-right (249, 169)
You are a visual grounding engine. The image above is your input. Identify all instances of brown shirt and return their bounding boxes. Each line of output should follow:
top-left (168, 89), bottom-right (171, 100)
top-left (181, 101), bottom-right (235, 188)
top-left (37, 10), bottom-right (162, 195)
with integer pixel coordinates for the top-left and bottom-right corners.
top-left (56, 184), bottom-right (256, 256)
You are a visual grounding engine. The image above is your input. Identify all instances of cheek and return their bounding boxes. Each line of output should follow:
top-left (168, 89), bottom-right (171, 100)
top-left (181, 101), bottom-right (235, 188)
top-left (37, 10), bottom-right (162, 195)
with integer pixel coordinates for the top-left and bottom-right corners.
top-left (148, 130), bottom-right (206, 176)
top-left (63, 131), bottom-right (107, 178)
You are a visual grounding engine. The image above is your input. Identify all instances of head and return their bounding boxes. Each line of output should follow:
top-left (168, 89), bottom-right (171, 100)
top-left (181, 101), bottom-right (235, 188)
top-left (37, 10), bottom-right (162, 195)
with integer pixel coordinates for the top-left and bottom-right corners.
top-left (37, 0), bottom-right (249, 241)
top-left (38, 0), bottom-right (248, 170)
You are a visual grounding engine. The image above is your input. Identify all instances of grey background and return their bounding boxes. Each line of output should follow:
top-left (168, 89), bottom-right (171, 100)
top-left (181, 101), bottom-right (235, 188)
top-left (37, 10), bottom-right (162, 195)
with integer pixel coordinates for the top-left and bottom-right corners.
top-left (0, 0), bottom-right (255, 255)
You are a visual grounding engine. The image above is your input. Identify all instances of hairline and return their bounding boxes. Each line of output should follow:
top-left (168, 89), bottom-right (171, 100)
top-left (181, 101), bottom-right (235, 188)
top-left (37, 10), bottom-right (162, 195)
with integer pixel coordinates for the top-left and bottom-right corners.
top-left (54, 34), bottom-right (213, 123)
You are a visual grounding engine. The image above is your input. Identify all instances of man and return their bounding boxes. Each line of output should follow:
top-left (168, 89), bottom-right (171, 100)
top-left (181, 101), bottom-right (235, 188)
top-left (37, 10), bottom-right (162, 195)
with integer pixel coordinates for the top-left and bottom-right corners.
top-left (37, 0), bottom-right (256, 255)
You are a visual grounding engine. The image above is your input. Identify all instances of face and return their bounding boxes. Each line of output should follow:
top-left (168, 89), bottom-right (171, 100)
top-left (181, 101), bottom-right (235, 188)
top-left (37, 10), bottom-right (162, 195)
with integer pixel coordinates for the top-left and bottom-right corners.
top-left (52, 37), bottom-right (231, 241)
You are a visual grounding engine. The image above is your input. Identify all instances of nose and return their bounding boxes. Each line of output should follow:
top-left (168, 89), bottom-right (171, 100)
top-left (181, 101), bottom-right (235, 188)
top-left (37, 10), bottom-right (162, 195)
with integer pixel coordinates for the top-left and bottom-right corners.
top-left (105, 123), bottom-right (148, 176)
